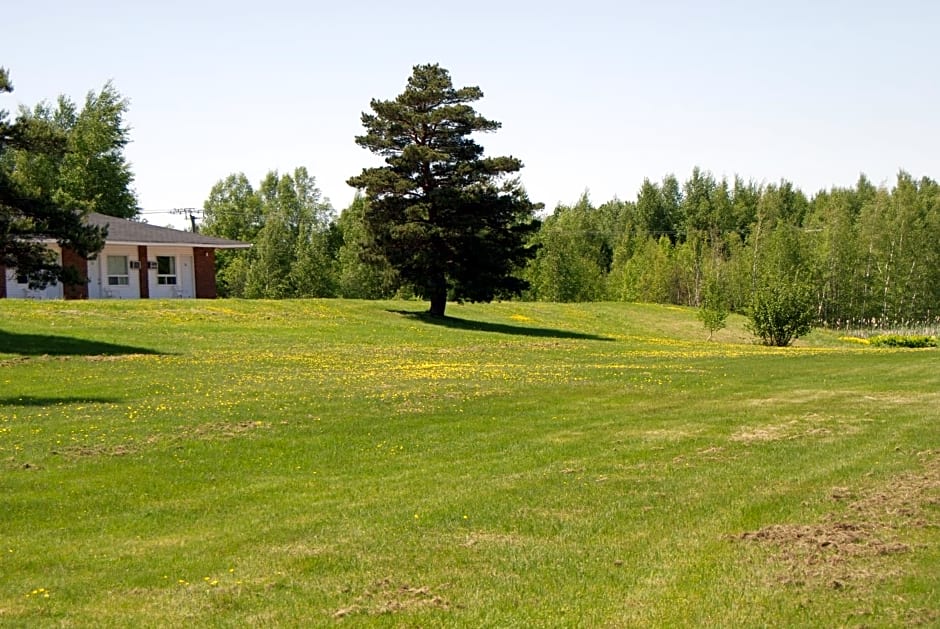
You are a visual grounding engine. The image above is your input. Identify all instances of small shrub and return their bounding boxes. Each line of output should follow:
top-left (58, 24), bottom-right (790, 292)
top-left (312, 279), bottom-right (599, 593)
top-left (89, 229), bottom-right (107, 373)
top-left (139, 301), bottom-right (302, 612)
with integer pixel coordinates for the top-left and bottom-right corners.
top-left (867, 334), bottom-right (938, 348)
top-left (697, 281), bottom-right (729, 341)
top-left (746, 282), bottom-right (815, 347)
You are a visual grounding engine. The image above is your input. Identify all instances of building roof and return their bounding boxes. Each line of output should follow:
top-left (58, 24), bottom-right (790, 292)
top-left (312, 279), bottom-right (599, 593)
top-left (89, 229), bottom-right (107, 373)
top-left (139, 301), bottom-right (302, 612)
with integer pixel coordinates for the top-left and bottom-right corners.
top-left (86, 213), bottom-right (251, 249)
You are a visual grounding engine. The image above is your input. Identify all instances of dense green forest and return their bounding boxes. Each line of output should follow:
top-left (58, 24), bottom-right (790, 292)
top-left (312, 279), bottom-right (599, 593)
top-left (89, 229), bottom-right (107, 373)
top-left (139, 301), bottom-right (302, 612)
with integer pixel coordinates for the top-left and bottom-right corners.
top-left (203, 167), bottom-right (939, 329)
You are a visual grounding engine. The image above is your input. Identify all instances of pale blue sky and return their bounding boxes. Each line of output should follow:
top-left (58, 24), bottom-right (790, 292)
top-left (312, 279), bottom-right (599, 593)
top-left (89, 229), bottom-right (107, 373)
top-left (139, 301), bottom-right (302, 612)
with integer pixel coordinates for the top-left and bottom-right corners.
top-left (4, 1), bottom-right (939, 228)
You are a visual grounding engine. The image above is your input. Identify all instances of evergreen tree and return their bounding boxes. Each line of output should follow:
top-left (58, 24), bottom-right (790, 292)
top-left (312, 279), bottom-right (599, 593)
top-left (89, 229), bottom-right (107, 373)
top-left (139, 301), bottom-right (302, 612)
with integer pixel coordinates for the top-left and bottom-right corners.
top-left (347, 64), bottom-right (541, 316)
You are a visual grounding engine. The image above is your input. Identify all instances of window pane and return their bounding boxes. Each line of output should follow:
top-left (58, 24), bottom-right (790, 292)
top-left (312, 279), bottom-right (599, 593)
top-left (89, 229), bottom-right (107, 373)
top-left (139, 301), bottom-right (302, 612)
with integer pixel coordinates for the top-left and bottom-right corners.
top-left (107, 256), bottom-right (128, 275)
top-left (157, 256), bottom-right (175, 275)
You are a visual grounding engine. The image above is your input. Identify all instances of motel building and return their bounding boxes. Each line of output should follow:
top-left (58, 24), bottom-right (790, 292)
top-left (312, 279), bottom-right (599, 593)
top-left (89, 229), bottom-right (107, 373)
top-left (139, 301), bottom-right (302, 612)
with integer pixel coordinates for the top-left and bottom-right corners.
top-left (1, 213), bottom-right (250, 300)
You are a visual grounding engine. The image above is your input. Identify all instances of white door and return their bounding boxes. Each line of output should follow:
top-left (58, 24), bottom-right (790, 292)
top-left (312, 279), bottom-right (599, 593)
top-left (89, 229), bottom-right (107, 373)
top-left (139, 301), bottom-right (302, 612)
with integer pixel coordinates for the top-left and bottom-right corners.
top-left (87, 257), bottom-right (102, 298)
top-left (181, 255), bottom-right (194, 297)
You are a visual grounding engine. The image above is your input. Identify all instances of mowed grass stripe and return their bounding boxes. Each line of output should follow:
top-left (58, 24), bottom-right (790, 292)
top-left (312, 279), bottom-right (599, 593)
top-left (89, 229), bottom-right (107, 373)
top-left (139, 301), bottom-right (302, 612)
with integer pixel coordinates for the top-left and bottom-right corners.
top-left (1, 299), bottom-right (937, 626)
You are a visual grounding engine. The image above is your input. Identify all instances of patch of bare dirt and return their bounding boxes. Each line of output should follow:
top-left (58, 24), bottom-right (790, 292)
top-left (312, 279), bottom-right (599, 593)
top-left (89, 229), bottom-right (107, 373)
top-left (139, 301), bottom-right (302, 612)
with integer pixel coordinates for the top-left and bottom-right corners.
top-left (333, 578), bottom-right (449, 619)
top-left (739, 521), bottom-right (910, 587)
top-left (736, 450), bottom-right (939, 589)
top-left (840, 450), bottom-right (940, 528)
top-left (184, 420), bottom-right (268, 440)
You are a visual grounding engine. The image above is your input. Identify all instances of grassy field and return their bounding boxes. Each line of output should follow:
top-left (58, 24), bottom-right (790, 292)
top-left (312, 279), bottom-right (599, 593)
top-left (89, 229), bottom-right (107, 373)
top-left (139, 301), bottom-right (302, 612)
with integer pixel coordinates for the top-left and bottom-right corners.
top-left (1, 298), bottom-right (938, 627)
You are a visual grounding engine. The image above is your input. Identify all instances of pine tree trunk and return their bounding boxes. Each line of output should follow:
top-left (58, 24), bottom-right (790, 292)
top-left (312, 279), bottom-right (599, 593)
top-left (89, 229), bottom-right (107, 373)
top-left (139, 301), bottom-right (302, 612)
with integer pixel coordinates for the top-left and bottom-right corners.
top-left (428, 272), bottom-right (447, 317)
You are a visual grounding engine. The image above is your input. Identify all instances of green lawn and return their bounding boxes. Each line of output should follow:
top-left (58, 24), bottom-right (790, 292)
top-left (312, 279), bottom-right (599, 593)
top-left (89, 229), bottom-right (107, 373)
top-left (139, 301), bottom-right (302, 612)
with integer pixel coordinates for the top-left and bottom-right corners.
top-left (1, 299), bottom-right (938, 627)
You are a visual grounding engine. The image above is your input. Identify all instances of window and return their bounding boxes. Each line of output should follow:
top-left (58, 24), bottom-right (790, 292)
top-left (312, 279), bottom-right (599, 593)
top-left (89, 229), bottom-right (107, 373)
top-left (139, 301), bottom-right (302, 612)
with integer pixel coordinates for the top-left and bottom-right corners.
top-left (156, 256), bottom-right (177, 285)
top-left (16, 273), bottom-right (28, 284)
top-left (107, 256), bottom-right (129, 286)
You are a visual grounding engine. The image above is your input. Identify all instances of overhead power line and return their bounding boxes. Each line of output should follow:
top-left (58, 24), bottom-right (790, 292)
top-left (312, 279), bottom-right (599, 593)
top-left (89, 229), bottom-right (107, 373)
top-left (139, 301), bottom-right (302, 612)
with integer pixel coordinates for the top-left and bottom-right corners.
top-left (132, 207), bottom-right (204, 231)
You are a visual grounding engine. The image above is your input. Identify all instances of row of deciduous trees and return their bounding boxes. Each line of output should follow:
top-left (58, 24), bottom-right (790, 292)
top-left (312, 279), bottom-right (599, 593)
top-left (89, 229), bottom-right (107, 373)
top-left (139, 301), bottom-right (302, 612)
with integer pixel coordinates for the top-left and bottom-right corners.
top-left (201, 169), bottom-right (397, 300)
top-left (523, 169), bottom-right (940, 327)
top-left (202, 166), bottom-right (939, 328)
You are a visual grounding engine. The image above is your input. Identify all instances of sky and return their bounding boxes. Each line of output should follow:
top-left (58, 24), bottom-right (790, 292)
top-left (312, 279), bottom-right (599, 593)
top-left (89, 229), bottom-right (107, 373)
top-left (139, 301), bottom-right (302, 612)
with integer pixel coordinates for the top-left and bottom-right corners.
top-left (4, 0), bottom-right (939, 229)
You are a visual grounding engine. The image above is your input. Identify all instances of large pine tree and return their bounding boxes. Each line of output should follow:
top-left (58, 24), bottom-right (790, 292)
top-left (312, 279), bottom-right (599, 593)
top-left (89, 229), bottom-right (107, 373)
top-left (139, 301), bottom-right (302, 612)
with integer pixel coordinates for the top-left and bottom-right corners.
top-left (347, 64), bottom-right (540, 317)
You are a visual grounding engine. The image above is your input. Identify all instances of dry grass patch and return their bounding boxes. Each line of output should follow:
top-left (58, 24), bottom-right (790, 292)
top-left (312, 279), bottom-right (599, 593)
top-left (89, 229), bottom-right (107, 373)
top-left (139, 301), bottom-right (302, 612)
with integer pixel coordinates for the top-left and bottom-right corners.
top-left (271, 542), bottom-right (330, 558)
top-left (642, 427), bottom-right (705, 442)
top-left (737, 451), bottom-right (939, 589)
top-left (730, 414), bottom-right (864, 443)
top-left (333, 578), bottom-right (450, 619)
top-left (52, 443), bottom-right (138, 458)
top-left (458, 531), bottom-right (524, 548)
top-left (182, 420), bottom-right (270, 441)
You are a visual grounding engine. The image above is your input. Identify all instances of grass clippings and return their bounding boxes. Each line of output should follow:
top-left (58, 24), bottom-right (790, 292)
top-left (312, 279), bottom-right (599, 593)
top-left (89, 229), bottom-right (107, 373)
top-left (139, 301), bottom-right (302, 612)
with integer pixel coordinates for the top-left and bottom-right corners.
top-left (738, 451), bottom-right (939, 589)
top-left (333, 578), bottom-right (450, 619)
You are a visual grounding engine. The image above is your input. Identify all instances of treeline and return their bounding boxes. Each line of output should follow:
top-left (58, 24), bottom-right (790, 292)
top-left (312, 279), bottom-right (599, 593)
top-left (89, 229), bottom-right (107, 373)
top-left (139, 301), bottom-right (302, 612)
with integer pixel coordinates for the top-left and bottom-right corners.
top-left (203, 167), bottom-right (940, 327)
top-left (523, 169), bottom-right (940, 327)
top-left (201, 168), bottom-right (396, 300)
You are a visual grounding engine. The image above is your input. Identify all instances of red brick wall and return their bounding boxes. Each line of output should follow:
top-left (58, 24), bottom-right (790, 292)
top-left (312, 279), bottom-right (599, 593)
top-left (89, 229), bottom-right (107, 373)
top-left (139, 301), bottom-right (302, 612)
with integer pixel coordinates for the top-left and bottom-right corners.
top-left (193, 247), bottom-right (217, 299)
top-left (61, 247), bottom-right (89, 300)
top-left (137, 245), bottom-right (150, 299)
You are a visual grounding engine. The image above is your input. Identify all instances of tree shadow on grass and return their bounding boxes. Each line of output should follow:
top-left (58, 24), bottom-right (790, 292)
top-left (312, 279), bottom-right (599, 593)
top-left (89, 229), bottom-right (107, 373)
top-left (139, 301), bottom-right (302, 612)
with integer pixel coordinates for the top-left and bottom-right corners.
top-left (0, 395), bottom-right (121, 407)
top-left (388, 310), bottom-right (614, 341)
top-left (0, 330), bottom-right (161, 357)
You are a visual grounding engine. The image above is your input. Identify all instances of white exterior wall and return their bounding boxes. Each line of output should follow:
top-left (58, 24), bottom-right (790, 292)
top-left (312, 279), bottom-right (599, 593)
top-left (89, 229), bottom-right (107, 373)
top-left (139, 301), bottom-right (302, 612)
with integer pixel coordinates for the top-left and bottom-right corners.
top-left (3, 246), bottom-right (64, 299)
top-left (5, 244), bottom-right (203, 300)
top-left (146, 247), bottom-right (195, 299)
top-left (88, 245), bottom-right (196, 299)
top-left (88, 245), bottom-right (140, 299)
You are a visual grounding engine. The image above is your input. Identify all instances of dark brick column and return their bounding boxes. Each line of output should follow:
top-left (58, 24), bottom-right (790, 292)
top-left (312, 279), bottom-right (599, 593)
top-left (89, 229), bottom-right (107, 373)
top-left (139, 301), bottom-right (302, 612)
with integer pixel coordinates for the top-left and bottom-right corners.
top-left (0, 264), bottom-right (6, 299)
top-left (193, 247), bottom-right (217, 299)
top-left (137, 245), bottom-right (150, 299)
top-left (61, 247), bottom-right (89, 300)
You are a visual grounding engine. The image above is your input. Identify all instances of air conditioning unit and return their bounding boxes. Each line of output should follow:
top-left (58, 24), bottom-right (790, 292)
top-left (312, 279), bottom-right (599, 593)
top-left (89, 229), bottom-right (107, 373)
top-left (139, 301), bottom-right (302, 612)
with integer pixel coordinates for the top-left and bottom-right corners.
top-left (147, 261), bottom-right (158, 270)
top-left (129, 260), bottom-right (141, 269)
